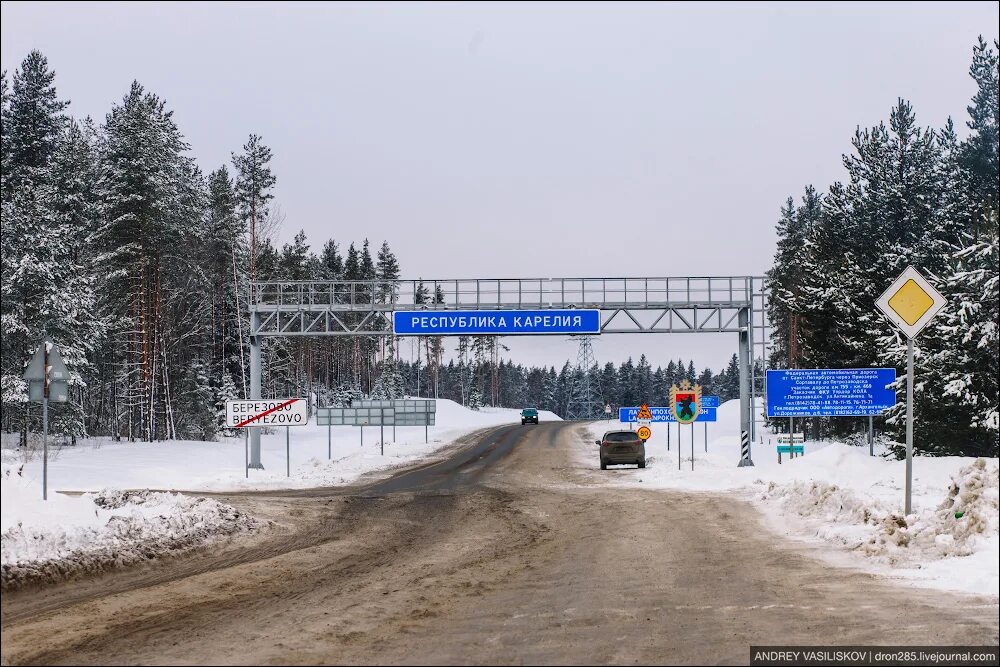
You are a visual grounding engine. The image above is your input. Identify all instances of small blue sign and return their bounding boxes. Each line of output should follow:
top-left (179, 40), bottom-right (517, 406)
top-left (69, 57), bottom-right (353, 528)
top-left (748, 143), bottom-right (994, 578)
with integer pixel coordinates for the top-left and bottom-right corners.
top-left (393, 309), bottom-right (601, 336)
top-left (701, 395), bottom-right (720, 408)
top-left (619, 406), bottom-right (717, 423)
top-left (766, 368), bottom-right (896, 417)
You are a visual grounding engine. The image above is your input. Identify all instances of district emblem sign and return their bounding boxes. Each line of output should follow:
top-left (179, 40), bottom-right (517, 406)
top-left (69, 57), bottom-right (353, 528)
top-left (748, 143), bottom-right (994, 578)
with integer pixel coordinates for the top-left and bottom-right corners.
top-left (670, 380), bottom-right (702, 425)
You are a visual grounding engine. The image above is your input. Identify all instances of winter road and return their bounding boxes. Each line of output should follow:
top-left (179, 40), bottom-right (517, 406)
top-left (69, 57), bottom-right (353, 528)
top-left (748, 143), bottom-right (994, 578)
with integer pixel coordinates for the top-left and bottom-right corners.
top-left (1, 422), bottom-right (997, 664)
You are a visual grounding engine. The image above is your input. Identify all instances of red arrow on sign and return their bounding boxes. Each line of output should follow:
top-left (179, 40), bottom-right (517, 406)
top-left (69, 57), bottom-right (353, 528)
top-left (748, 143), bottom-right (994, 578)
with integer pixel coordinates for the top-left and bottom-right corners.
top-left (235, 398), bottom-right (300, 428)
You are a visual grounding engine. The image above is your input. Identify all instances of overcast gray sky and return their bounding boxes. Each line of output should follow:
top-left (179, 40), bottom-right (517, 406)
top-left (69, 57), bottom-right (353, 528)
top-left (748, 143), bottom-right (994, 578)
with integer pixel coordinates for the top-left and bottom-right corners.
top-left (3, 1), bottom-right (997, 373)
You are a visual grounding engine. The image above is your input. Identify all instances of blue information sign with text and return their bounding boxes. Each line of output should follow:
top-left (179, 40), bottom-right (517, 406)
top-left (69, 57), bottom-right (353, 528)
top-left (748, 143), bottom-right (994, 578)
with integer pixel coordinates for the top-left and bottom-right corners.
top-left (619, 406), bottom-right (717, 423)
top-left (701, 395), bottom-right (720, 408)
top-left (765, 368), bottom-right (896, 417)
top-left (393, 309), bottom-right (601, 336)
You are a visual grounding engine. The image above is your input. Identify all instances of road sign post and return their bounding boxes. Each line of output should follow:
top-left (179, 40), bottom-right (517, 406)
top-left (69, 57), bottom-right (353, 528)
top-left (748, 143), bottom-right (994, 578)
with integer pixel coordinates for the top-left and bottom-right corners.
top-left (42, 391), bottom-right (47, 500)
top-left (868, 415), bottom-right (874, 456)
top-left (286, 426), bottom-right (290, 477)
top-left (225, 398), bottom-right (309, 474)
top-left (875, 266), bottom-right (946, 515)
top-left (23, 339), bottom-right (71, 501)
top-left (677, 422), bottom-right (681, 470)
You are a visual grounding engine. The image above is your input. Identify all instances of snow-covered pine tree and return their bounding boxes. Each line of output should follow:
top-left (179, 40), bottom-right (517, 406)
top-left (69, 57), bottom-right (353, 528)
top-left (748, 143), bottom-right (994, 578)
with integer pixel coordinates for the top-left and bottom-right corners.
top-left (205, 166), bottom-right (247, 393)
top-left (0, 51), bottom-right (97, 444)
top-left (961, 37), bottom-right (999, 234)
top-left (319, 240), bottom-right (343, 279)
top-left (722, 354), bottom-right (740, 401)
top-left (43, 118), bottom-right (102, 441)
top-left (96, 80), bottom-right (205, 441)
top-left (4, 51), bottom-right (67, 190)
top-left (232, 134), bottom-right (276, 287)
top-left (467, 384), bottom-right (483, 411)
top-left (766, 188), bottom-right (821, 370)
top-left (215, 372), bottom-right (241, 437)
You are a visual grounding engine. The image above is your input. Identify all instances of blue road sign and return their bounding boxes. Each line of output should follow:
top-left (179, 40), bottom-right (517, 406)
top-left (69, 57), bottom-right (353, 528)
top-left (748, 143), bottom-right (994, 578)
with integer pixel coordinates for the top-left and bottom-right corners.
top-left (393, 309), bottom-right (601, 336)
top-left (701, 395), bottom-right (720, 408)
top-left (765, 368), bottom-right (896, 417)
top-left (619, 406), bottom-right (717, 423)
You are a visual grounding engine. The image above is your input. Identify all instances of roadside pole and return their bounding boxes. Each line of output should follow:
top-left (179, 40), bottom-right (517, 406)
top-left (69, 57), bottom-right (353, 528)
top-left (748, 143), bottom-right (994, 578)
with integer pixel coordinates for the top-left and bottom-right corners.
top-left (425, 423), bottom-right (428, 443)
top-left (24, 339), bottom-right (70, 501)
top-left (42, 382), bottom-right (48, 502)
top-left (361, 424), bottom-right (364, 447)
top-left (690, 424), bottom-right (694, 471)
top-left (328, 423), bottom-right (331, 460)
top-left (704, 422), bottom-right (707, 452)
top-left (874, 266), bottom-right (946, 517)
top-left (666, 424), bottom-right (670, 451)
top-left (868, 415), bottom-right (874, 457)
top-left (905, 339), bottom-right (914, 514)
top-left (677, 422), bottom-right (681, 471)
top-left (225, 398), bottom-right (309, 478)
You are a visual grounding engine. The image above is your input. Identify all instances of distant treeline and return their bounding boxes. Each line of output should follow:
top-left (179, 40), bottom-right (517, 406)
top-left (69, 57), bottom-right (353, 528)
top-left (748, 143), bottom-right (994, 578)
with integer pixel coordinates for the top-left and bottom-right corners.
top-left (390, 354), bottom-right (746, 415)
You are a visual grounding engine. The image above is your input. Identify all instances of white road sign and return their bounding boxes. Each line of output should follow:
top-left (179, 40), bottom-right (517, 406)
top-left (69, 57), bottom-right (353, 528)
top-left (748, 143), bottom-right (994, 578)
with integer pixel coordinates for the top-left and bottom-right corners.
top-left (226, 399), bottom-right (309, 428)
top-left (875, 266), bottom-right (946, 339)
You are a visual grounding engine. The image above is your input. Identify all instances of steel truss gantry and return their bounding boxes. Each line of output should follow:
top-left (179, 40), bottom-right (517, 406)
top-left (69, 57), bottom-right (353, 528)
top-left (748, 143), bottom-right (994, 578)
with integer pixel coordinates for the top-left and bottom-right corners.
top-left (245, 276), bottom-right (771, 469)
top-left (250, 276), bottom-right (764, 336)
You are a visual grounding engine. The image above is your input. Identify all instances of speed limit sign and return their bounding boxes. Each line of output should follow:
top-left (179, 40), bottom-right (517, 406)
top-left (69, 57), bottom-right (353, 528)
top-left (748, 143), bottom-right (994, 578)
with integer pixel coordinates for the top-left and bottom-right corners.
top-left (637, 426), bottom-right (652, 441)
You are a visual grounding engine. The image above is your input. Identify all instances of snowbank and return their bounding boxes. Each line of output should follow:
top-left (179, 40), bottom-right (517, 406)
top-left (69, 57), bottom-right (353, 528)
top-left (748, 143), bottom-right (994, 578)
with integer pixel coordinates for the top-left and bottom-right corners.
top-left (1, 399), bottom-right (556, 589)
top-left (1, 470), bottom-right (262, 591)
top-left (1, 399), bottom-right (560, 494)
top-left (583, 401), bottom-right (1000, 597)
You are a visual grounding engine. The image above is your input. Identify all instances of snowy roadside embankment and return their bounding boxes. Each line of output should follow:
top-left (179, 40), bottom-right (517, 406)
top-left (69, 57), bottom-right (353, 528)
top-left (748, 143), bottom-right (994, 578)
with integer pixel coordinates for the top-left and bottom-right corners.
top-left (1, 399), bottom-right (557, 589)
top-left (1, 399), bottom-right (560, 494)
top-left (583, 403), bottom-right (999, 597)
top-left (1, 469), bottom-right (263, 591)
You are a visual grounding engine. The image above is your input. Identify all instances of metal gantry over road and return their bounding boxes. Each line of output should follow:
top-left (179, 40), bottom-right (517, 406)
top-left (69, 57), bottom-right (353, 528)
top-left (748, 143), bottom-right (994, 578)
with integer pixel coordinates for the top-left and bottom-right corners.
top-left (245, 276), bottom-right (771, 469)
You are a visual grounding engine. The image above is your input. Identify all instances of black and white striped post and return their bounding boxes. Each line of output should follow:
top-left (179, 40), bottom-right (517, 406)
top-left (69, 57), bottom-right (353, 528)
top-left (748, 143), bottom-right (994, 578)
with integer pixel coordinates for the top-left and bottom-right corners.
top-left (738, 307), bottom-right (755, 467)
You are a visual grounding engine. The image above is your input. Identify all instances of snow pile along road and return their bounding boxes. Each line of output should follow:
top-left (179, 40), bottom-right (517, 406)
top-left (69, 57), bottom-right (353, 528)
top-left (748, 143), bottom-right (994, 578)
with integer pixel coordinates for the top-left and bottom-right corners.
top-left (583, 402), bottom-right (1000, 596)
top-left (1, 471), bottom-right (263, 591)
top-left (760, 457), bottom-right (999, 563)
top-left (864, 458), bottom-right (999, 560)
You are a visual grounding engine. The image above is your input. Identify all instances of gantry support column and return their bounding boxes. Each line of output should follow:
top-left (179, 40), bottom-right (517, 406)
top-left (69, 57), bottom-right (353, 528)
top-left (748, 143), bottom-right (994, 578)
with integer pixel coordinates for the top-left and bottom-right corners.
top-left (737, 307), bottom-right (754, 467)
top-left (249, 309), bottom-right (264, 469)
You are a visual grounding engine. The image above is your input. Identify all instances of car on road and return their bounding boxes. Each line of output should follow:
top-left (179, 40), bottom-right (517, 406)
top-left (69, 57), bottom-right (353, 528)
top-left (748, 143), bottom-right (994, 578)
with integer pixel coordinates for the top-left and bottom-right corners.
top-left (521, 408), bottom-right (539, 425)
top-left (596, 430), bottom-right (646, 470)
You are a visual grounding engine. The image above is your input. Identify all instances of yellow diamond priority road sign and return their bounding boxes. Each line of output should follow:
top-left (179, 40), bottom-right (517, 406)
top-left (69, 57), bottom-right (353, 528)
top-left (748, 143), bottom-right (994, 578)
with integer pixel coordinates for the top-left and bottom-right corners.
top-left (875, 266), bottom-right (946, 339)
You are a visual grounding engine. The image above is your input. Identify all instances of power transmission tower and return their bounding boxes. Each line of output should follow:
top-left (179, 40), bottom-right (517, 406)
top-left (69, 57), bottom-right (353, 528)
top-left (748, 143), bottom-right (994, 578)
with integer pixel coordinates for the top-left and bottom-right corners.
top-left (566, 336), bottom-right (603, 419)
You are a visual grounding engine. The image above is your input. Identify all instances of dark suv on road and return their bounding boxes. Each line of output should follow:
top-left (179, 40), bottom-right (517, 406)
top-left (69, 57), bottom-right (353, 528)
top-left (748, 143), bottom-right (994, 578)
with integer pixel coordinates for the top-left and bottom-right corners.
top-left (521, 408), bottom-right (539, 425)
top-left (596, 430), bottom-right (646, 470)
